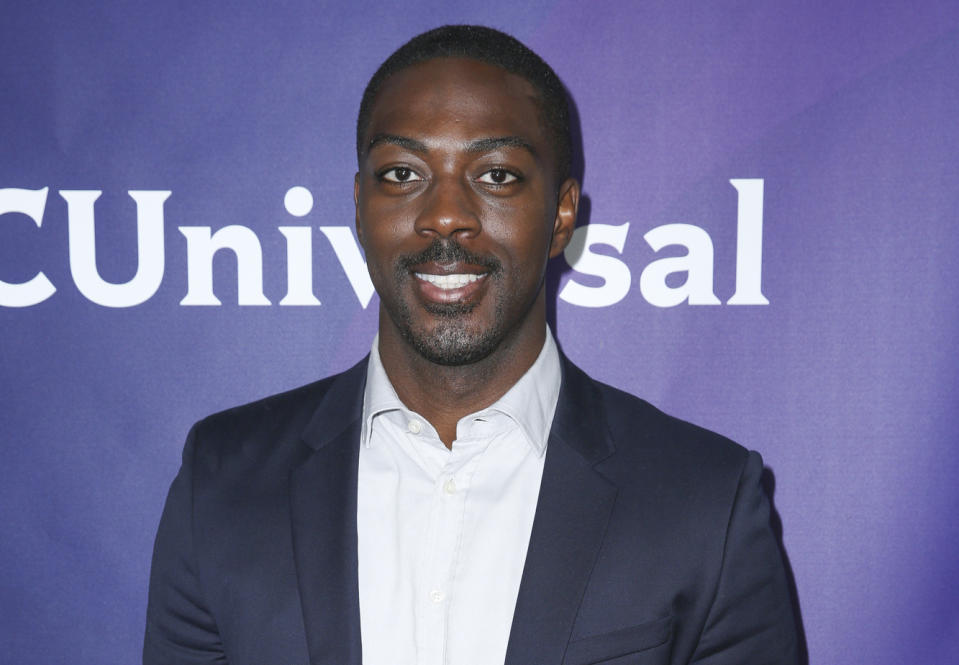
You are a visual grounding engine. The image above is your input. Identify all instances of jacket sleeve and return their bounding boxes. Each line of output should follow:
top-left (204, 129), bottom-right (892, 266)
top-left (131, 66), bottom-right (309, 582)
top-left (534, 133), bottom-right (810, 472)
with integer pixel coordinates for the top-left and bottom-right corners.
top-left (143, 424), bottom-right (227, 664)
top-left (690, 451), bottom-right (800, 664)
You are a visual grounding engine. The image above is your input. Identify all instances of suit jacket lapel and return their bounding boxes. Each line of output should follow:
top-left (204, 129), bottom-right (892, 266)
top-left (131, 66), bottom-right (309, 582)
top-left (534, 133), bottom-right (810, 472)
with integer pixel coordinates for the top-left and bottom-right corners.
top-left (288, 354), bottom-right (616, 665)
top-left (290, 359), bottom-right (367, 665)
top-left (505, 357), bottom-right (618, 665)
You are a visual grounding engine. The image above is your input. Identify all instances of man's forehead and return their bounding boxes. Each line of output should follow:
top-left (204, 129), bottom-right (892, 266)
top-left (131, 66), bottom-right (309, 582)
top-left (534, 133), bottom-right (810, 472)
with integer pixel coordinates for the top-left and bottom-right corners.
top-left (362, 58), bottom-right (546, 152)
top-left (375, 58), bottom-right (539, 113)
top-left (377, 55), bottom-right (535, 91)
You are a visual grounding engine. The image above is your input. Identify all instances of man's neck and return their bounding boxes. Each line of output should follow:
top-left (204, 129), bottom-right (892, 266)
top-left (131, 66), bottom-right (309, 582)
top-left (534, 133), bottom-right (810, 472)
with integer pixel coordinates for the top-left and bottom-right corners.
top-left (377, 314), bottom-right (547, 449)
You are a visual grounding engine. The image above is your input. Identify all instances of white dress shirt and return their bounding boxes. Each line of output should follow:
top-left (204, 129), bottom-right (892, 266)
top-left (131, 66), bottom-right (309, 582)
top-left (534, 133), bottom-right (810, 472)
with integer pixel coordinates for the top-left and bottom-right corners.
top-left (357, 331), bottom-right (562, 665)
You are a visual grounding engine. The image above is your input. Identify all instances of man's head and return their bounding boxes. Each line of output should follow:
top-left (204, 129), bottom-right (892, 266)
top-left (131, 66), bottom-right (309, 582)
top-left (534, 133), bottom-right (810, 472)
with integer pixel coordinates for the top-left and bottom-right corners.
top-left (357, 25), bottom-right (572, 184)
top-left (354, 26), bottom-right (578, 370)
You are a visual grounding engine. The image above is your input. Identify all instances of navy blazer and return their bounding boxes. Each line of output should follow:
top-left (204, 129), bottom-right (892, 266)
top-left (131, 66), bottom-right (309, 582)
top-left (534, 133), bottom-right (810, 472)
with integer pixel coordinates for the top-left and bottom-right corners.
top-left (144, 355), bottom-right (798, 664)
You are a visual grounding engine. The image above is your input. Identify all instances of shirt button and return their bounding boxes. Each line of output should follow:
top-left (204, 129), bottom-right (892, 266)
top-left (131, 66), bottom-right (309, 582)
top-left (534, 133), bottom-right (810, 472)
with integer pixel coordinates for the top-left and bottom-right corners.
top-left (443, 478), bottom-right (457, 495)
top-left (429, 589), bottom-right (445, 603)
top-left (407, 419), bottom-right (422, 434)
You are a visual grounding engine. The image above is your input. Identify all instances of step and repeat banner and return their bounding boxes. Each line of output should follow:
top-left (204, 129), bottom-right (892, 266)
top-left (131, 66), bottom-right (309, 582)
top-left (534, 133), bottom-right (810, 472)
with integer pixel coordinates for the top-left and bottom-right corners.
top-left (2, 1), bottom-right (957, 663)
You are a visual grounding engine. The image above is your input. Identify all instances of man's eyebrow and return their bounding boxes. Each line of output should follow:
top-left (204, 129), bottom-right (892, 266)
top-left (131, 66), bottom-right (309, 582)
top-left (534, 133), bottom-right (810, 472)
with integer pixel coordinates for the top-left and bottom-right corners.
top-left (466, 136), bottom-right (536, 155)
top-left (366, 133), bottom-right (429, 154)
top-left (365, 134), bottom-right (537, 157)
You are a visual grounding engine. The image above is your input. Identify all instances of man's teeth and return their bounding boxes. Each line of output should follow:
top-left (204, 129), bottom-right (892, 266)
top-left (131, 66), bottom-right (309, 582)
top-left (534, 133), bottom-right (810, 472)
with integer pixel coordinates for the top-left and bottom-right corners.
top-left (415, 273), bottom-right (484, 290)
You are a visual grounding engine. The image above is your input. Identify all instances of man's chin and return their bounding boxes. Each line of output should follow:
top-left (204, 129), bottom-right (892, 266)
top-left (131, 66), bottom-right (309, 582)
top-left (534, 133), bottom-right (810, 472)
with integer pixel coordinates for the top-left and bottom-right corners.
top-left (422, 301), bottom-right (478, 318)
top-left (402, 322), bottom-right (500, 367)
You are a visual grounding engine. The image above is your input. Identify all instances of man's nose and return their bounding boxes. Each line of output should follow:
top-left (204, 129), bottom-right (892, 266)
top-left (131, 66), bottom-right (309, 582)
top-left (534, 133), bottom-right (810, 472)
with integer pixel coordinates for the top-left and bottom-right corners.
top-left (414, 177), bottom-right (481, 239)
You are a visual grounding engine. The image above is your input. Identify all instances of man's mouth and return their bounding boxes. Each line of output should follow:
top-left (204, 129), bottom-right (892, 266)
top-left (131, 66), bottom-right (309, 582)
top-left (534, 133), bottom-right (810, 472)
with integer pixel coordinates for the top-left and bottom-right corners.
top-left (414, 272), bottom-right (486, 290)
top-left (398, 239), bottom-right (500, 305)
top-left (411, 265), bottom-right (489, 304)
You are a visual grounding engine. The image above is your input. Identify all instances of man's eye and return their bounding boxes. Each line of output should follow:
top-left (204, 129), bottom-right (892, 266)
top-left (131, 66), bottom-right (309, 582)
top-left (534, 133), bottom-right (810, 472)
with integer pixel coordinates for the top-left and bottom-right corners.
top-left (379, 167), bottom-right (423, 183)
top-left (477, 169), bottom-right (519, 185)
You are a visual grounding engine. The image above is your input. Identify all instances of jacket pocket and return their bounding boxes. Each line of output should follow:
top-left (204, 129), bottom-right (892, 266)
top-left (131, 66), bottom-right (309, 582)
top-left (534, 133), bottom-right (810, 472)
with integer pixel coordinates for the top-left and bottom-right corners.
top-left (563, 615), bottom-right (672, 665)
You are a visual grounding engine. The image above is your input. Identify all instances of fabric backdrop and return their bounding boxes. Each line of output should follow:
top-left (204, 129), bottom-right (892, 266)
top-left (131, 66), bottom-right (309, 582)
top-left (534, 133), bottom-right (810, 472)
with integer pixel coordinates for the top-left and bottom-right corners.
top-left (2, 1), bottom-right (957, 663)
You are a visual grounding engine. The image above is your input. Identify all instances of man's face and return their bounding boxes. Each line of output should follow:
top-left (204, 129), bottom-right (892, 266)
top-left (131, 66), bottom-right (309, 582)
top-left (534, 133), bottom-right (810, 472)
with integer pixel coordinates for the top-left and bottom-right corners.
top-left (355, 57), bottom-right (577, 366)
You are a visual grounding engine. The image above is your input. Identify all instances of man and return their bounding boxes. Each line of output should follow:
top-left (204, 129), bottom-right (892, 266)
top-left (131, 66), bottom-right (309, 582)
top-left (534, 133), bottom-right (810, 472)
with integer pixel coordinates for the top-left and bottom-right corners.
top-left (144, 25), bottom-right (799, 665)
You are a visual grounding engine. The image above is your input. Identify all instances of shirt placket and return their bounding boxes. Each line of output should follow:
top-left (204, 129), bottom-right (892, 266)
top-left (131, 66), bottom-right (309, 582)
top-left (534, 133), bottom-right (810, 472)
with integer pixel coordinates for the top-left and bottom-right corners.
top-left (414, 435), bottom-right (483, 665)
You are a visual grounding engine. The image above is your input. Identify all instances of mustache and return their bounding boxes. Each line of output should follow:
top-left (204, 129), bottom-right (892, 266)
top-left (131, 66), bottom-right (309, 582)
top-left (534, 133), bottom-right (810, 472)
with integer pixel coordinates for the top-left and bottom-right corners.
top-left (398, 238), bottom-right (501, 273)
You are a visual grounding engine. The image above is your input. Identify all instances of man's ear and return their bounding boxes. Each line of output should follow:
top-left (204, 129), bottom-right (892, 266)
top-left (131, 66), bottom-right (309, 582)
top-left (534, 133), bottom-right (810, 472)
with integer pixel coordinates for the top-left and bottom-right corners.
top-left (549, 177), bottom-right (580, 258)
top-left (354, 172), bottom-right (364, 248)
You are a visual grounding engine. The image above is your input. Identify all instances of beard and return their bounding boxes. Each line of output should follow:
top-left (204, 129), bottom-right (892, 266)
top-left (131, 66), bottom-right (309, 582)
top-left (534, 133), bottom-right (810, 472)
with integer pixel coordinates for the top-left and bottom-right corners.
top-left (384, 238), bottom-right (506, 366)
top-left (402, 300), bottom-right (506, 366)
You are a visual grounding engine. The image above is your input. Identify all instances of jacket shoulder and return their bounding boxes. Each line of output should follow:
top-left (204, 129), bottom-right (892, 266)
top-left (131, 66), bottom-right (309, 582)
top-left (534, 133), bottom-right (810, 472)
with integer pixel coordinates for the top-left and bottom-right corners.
top-left (187, 357), bottom-right (367, 469)
top-left (589, 376), bottom-right (751, 488)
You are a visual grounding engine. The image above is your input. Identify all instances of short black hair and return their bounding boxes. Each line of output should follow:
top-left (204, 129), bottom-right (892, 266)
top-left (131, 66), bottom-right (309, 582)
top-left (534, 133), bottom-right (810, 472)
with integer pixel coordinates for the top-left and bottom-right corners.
top-left (356, 25), bottom-right (572, 182)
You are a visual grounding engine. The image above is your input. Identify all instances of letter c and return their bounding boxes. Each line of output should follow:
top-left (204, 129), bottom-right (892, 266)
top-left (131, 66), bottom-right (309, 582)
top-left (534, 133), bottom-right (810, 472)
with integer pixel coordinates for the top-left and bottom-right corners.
top-left (0, 187), bottom-right (56, 307)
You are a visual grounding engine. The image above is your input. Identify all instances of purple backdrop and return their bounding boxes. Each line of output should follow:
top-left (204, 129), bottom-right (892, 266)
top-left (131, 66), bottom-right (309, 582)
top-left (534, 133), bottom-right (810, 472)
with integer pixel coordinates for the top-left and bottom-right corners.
top-left (2, 1), bottom-right (957, 663)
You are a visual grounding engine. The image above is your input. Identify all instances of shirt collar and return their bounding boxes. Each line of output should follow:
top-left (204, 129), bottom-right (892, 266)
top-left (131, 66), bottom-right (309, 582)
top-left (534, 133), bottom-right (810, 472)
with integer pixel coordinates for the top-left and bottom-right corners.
top-left (361, 330), bottom-right (562, 456)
